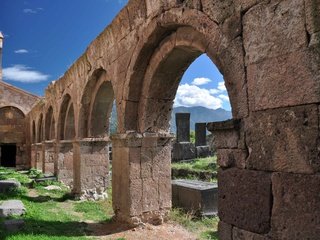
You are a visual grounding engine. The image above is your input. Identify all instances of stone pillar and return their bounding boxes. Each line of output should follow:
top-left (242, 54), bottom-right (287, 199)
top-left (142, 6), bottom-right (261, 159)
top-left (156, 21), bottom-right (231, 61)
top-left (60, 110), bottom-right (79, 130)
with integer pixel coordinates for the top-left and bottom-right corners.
top-left (31, 144), bottom-right (37, 168)
top-left (176, 113), bottom-right (190, 143)
top-left (35, 143), bottom-right (44, 171)
top-left (72, 138), bottom-right (110, 200)
top-left (43, 140), bottom-right (57, 175)
top-left (111, 132), bottom-right (173, 225)
top-left (57, 140), bottom-right (74, 187)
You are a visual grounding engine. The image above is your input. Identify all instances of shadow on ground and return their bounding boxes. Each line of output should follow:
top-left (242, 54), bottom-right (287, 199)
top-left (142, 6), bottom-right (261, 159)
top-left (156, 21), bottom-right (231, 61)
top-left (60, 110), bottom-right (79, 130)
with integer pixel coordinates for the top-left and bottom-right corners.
top-left (1, 218), bottom-right (134, 238)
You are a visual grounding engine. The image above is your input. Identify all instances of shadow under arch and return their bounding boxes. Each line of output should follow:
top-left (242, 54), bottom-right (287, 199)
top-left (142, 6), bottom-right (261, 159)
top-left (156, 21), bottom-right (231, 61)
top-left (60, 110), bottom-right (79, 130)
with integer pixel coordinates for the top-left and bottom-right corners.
top-left (79, 68), bottom-right (115, 139)
top-left (58, 94), bottom-right (75, 140)
top-left (45, 106), bottom-right (56, 140)
top-left (37, 113), bottom-right (44, 143)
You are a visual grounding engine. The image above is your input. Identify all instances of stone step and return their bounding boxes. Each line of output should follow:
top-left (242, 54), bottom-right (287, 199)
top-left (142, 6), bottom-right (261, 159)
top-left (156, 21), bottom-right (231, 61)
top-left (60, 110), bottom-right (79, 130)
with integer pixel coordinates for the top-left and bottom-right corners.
top-left (0, 180), bottom-right (21, 193)
top-left (0, 200), bottom-right (26, 217)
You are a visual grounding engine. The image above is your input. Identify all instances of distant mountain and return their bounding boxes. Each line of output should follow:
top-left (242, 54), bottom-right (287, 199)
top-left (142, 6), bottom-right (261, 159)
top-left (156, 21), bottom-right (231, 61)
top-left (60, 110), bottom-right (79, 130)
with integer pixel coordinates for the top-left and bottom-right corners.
top-left (109, 105), bottom-right (232, 134)
top-left (170, 106), bottom-right (232, 133)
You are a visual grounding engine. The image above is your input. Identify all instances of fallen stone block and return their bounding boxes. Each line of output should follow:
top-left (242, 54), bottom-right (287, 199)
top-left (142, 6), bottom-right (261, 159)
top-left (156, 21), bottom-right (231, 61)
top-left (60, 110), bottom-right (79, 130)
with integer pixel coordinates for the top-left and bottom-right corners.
top-left (0, 200), bottom-right (26, 217)
top-left (0, 180), bottom-right (21, 193)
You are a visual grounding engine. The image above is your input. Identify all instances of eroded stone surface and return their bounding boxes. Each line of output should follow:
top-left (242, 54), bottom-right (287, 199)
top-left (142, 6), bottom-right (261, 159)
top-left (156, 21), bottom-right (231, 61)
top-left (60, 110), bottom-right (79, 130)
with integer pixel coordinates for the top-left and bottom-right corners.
top-left (218, 168), bottom-right (272, 233)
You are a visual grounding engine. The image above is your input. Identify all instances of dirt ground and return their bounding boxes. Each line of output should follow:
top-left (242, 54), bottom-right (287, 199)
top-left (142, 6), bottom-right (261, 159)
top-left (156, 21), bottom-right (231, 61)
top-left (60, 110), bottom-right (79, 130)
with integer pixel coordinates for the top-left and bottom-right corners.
top-left (87, 221), bottom-right (196, 240)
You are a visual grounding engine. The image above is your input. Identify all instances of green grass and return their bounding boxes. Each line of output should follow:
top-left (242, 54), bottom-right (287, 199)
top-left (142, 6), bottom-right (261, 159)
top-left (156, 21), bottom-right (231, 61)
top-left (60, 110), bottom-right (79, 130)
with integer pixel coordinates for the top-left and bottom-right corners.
top-left (74, 201), bottom-right (111, 222)
top-left (171, 156), bottom-right (217, 172)
top-left (169, 208), bottom-right (219, 240)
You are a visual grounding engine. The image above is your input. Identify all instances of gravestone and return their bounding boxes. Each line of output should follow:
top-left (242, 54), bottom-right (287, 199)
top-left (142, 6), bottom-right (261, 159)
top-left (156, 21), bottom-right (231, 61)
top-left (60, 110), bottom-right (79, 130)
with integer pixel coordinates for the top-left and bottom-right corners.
top-left (172, 113), bottom-right (196, 161)
top-left (172, 179), bottom-right (218, 216)
top-left (0, 180), bottom-right (21, 193)
top-left (195, 123), bottom-right (211, 158)
top-left (0, 200), bottom-right (25, 217)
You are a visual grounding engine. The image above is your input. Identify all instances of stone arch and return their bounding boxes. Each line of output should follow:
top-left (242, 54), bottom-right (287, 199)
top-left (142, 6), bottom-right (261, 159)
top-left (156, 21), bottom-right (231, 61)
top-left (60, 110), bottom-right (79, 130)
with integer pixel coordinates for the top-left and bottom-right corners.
top-left (37, 113), bottom-right (44, 143)
top-left (79, 69), bottom-right (115, 138)
top-left (45, 106), bottom-right (56, 140)
top-left (58, 94), bottom-right (75, 140)
top-left (123, 9), bottom-right (247, 133)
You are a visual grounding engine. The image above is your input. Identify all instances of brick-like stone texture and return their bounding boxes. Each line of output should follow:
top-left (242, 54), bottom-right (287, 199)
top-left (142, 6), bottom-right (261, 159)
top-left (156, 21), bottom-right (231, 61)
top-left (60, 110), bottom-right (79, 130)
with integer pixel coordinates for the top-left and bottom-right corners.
top-left (272, 172), bottom-right (320, 239)
top-left (218, 168), bottom-right (272, 233)
top-left (246, 104), bottom-right (320, 173)
top-left (243, 0), bottom-right (307, 65)
top-left (218, 221), bottom-right (233, 240)
top-left (233, 227), bottom-right (270, 240)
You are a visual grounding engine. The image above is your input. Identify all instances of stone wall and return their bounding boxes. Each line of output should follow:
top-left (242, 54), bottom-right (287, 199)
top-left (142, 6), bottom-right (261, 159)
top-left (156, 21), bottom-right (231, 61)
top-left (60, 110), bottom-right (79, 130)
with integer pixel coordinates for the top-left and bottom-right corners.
top-left (25, 0), bottom-right (320, 237)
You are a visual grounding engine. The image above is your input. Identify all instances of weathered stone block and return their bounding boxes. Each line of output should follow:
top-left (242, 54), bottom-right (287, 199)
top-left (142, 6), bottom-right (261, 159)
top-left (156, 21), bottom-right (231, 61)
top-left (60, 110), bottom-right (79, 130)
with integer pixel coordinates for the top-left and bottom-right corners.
top-left (172, 180), bottom-right (218, 216)
top-left (3, 219), bottom-right (25, 232)
top-left (196, 146), bottom-right (211, 158)
top-left (248, 49), bottom-right (320, 111)
top-left (217, 149), bottom-right (247, 169)
top-left (243, 0), bottom-right (307, 64)
top-left (233, 227), bottom-right (270, 240)
top-left (172, 142), bottom-right (196, 161)
top-left (245, 104), bottom-right (320, 173)
top-left (218, 221), bottom-right (233, 240)
top-left (305, 0), bottom-right (320, 34)
top-left (142, 178), bottom-right (159, 212)
top-left (0, 180), bottom-right (21, 193)
top-left (218, 168), bottom-right (271, 233)
top-left (271, 172), bottom-right (320, 239)
top-left (0, 200), bottom-right (25, 217)
top-left (201, 0), bottom-right (235, 24)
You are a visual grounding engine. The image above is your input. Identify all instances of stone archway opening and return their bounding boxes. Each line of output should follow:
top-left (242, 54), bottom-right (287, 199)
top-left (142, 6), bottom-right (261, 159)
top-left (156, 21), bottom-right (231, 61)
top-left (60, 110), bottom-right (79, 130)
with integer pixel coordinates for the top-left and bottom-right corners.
top-left (45, 106), bottom-right (55, 141)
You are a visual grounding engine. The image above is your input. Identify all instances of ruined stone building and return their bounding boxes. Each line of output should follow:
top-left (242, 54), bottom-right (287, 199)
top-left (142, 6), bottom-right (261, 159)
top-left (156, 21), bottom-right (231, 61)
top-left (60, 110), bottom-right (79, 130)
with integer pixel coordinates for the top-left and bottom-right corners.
top-left (1, 0), bottom-right (320, 239)
top-left (0, 32), bottom-right (40, 169)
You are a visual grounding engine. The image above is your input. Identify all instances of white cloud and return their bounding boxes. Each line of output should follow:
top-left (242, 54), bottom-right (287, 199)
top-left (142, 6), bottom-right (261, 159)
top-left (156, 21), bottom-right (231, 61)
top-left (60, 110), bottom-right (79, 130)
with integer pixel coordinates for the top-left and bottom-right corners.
top-left (191, 77), bottom-right (211, 86)
top-left (14, 49), bottom-right (29, 54)
top-left (217, 81), bottom-right (226, 91)
top-left (3, 65), bottom-right (49, 83)
top-left (218, 94), bottom-right (230, 102)
top-left (23, 8), bottom-right (37, 14)
top-left (174, 84), bottom-right (223, 110)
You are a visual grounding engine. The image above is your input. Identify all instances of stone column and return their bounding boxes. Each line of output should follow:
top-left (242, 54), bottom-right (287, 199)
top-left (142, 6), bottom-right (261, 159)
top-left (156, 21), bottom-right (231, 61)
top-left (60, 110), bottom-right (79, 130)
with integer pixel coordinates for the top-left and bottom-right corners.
top-left (57, 140), bottom-right (74, 187)
top-left (72, 138), bottom-right (110, 200)
top-left (176, 113), bottom-right (190, 142)
top-left (111, 132), bottom-right (173, 225)
top-left (195, 123), bottom-right (210, 158)
top-left (35, 143), bottom-right (44, 171)
top-left (31, 144), bottom-right (37, 168)
top-left (43, 140), bottom-right (57, 175)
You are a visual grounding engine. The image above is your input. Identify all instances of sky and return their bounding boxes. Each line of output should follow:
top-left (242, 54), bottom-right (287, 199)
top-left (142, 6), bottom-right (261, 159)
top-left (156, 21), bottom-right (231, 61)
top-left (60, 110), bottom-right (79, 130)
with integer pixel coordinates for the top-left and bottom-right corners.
top-left (0, 0), bottom-right (231, 111)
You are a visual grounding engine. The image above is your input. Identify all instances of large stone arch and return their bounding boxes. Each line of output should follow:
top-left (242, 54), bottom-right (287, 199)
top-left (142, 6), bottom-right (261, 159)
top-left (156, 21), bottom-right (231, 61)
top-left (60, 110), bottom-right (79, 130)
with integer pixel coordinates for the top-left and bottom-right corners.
top-left (79, 68), bottom-right (115, 138)
top-left (45, 106), bottom-right (56, 140)
top-left (58, 94), bottom-right (75, 141)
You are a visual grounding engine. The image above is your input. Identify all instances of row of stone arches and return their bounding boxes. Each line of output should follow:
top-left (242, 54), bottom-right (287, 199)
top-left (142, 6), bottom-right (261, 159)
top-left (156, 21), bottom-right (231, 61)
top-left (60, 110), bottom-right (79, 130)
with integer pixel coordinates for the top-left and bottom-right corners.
top-left (26, 1), bottom-right (320, 238)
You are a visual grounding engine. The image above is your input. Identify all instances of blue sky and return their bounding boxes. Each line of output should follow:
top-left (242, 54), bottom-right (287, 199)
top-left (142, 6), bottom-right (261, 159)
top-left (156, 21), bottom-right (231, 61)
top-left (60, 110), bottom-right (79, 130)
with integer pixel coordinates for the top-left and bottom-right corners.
top-left (0, 0), bottom-right (231, 111)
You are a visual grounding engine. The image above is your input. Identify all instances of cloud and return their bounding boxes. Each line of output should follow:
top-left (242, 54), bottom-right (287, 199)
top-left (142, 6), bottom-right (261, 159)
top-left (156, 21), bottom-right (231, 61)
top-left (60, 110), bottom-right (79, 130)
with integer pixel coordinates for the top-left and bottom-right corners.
top-left (174, 84), bottom-right (223, 110)
top-left (191, 77), bottom-right (211, 86)
top-left (209, 81), bottom-right (227, 95)
top-left (14, 49), bottom-right (29, 54)
top-left (217, 81), bottom-right (226, 91)
top-left (3, 65), bottom-right (49, 83)
top-left (218, 94), bottom-right (230, 102)
top-left (23, 8), bottom-right (43, 14)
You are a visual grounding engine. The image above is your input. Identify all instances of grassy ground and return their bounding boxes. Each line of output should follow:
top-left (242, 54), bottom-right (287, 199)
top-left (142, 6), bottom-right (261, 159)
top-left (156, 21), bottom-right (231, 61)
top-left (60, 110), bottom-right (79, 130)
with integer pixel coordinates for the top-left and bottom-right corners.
top-left (0, 167), bottom-right (218, 240)
top-left (171, 156), bottom-right (218, 182)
